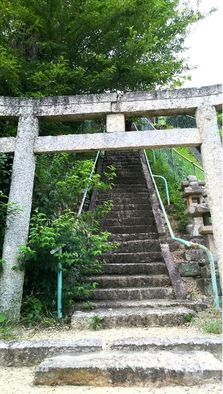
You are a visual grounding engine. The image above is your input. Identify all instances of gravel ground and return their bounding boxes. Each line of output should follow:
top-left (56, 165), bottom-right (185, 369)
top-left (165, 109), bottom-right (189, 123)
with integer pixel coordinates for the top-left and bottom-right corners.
top-left (0, 367), bottom-right (222, 394)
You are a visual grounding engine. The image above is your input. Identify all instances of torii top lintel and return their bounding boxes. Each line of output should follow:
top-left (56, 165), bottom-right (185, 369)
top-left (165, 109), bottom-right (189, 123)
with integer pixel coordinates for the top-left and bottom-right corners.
top-left (0, 84), bottom-right (222, 119)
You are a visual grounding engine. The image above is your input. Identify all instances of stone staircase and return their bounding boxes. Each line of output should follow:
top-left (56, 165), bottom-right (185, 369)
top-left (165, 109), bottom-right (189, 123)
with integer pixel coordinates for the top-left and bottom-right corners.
top-left (31, 150), bottom-right (222, 387)
top-left (71, 150), bottom-right (205, 329)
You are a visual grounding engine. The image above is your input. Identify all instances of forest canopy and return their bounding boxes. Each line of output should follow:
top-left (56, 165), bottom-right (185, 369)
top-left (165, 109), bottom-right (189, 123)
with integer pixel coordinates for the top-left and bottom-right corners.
top-left (0, 0), bottom-right (199, 97)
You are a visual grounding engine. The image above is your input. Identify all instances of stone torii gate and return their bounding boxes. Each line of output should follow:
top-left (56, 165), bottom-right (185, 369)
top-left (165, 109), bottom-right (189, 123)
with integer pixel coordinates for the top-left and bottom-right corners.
top-left (0, 84), bottom-right (222, 318)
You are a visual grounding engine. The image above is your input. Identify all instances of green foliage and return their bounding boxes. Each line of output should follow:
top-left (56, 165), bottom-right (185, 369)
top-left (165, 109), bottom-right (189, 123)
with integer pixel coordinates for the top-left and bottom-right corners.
top-left (147, 150), bottom-right (188, 231)
top-left (0, 190), bottom-right (21, 256)
top-left (0, 313), bottom-right (16, 340)
top-left (0, 0), bottom-right (199, 97)
top-left (18, 156), bottom-right (117, 317)
top-left (191, 308), bottom-right (222, 334)
top-left (80, 301), bottom-right (96, 311)
top-left (33, 153), bottom-right (116, 216)
top-left (184, 312), bottom-right (194, 322)
top-left (19, 207), bottom-right (116, 313)
top-left (88, 315), bottom-right (105, 330)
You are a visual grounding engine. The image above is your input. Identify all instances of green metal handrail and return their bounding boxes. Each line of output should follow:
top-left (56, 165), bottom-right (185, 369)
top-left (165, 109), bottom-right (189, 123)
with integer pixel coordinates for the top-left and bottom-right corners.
top-left (172, 148), bottom-right (204, 172)
top-left (153, 175), bottom-right (170, 205)
top-left (141, 117), bottom-right (204, 177)
top-left (143, 151), bottom-right (220, 309)
top-left (77, 150), bottom-right (101, 217)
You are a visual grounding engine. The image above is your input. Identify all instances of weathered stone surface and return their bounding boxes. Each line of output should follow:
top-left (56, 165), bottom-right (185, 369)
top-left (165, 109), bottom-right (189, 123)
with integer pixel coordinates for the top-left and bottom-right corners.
top-left (106, 114), bottom-right (125, 133)
top-left (91, 287), bottom-right (174, 301)
top-left (178, 262), bottom-right (201, 277)
top-left (196, 105), bottom-right (223, 284)
top-left (34, 349), bottom-right (222, 386)
top-left (71, 306), bottom-right (195, 329)
top-left (0, 137), bottom-right (16, 153)
top-left (161, 243), bottom-right (187, 299)
top-left (185, 249), bottom-right (204, 262)
top-left (0, 113), bottom-right (39, 319)
top-left (0, 338), bottom-right (102, 367)
top-left (1, 85), bottom-right (221, 119)
top-left (74, 299), bottom-right (207, 312)
top-left (33, 128), bottom-right (201, 154)
top-left (110, 337), bottom-right (222, 359)
top-left (102, 262), bottom-right (167, 275)
top-left (87, 274), bottom-right (171, 288)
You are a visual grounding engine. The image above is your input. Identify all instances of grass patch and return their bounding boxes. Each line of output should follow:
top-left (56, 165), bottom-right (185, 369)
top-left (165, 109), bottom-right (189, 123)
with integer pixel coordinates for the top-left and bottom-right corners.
top-left (88, 315), bottom-right (104, 330)
top-left (191, 308), bottom-right (222, 334)
top-left (0, 314), bottom-right (17, 340)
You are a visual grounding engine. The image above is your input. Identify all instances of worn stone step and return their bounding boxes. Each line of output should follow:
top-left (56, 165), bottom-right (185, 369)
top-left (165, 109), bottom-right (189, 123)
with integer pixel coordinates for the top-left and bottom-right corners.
top-left (113, 178), bottom-right (146, 184)
top-left (71, 306), bottom-right (195, 330)
top-left (34, 349), bottom-right (222, 386)
top-left (109, 232), bottom-right (158, 241)
top-left (97, 200), bottom-right (151, 209)
top-left (100, 191), bottom-right (149, 197)
top-left (105, 210), bottom-right (154, 219)
top-left (97, 197), bottom-right (151, 205)
top-left (114, 239), bottom-right (160, 253)
top-left (103, 217), bottom-right (155, 227)
top-left (103, 158), bottom-right (140, 164)
top-left (91, 287), bottom-right (174, 301)
top-left (107, 187), bottom-right (147, 193)
top-left (110, 337), bottom-right (222, 359)
top-left (104, 251), bottom-right (162, 264)
top-left (88, 274), bottom-right (171, 288)
top-left (108, 203), bottom-right (152, 212)
top-left (75, 299), bottom-right (207, 312)
top-left (102, 262), bottom-right (167, 275)
top-left (103, 224), bottom-right (156, 234)
top-left (0, 338), bottom-right (103, 367)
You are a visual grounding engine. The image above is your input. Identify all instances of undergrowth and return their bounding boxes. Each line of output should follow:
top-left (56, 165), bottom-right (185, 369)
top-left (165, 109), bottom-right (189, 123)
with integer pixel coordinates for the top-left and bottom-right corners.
top-left (191, 308), bottom-right (222, 334)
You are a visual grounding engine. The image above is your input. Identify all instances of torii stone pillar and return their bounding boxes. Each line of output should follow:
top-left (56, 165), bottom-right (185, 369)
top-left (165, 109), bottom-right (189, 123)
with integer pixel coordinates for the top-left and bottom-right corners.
top-left (196, 106), bottom-right (223, 285)
top-left (0, 112), bottom-right (38, 319)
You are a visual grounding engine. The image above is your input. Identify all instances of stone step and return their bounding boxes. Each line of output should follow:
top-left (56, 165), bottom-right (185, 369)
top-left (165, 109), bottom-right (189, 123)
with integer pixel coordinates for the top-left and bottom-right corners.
top-left (105, 186), bottom-right (147, 192)
top-left (91, 287), bottom-right (174, 301)
top-left (112, 178), bottom-right (146, 184)
top-left (110, 337), bottom-right (222, 359)
top-left (71, 306), bottom-right (195, 330)
top-left (109, 232), bottom-right (158, 241)
top-left (103, 217), bottom-right (155, 227)
top-left (88, 274), bottom-right (171, 288)
top-left (102, 262), bottom-right (167, 275)
top-left (104, 251), bottom-right (162, 263)
top-left (34, 349), bottom-right (222, 386)
top-left (3, 336), bottom-right (220, 367)
top-left (103, 159), bottom-right (140, 164)
top-left (100, 191), bottom-right (149, 197)
top-left (107, 203), bottom-right (152, 212)
top-left (103, 224), bottom-right (156, 234)
top-left (114, 239), bottom-right (160, 253)
top-left (96, 199), bottom-right (151, 208)
top-left (103, 162), bottom-right (142, 168)
top-left (105, 210), bottom-right (154, 219)
top-left (75, 299), bottom-right (207, 312)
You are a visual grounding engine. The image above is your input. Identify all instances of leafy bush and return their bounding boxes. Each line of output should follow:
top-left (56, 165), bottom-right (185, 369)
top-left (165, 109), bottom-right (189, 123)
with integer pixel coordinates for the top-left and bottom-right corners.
top-left (19, 155), bottom-right (117, 319)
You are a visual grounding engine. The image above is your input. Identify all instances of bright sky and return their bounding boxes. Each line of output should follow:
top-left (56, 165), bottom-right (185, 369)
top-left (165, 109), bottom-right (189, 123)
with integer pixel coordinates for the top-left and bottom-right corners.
top-left (182, 0), bottom-right (223, 88)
